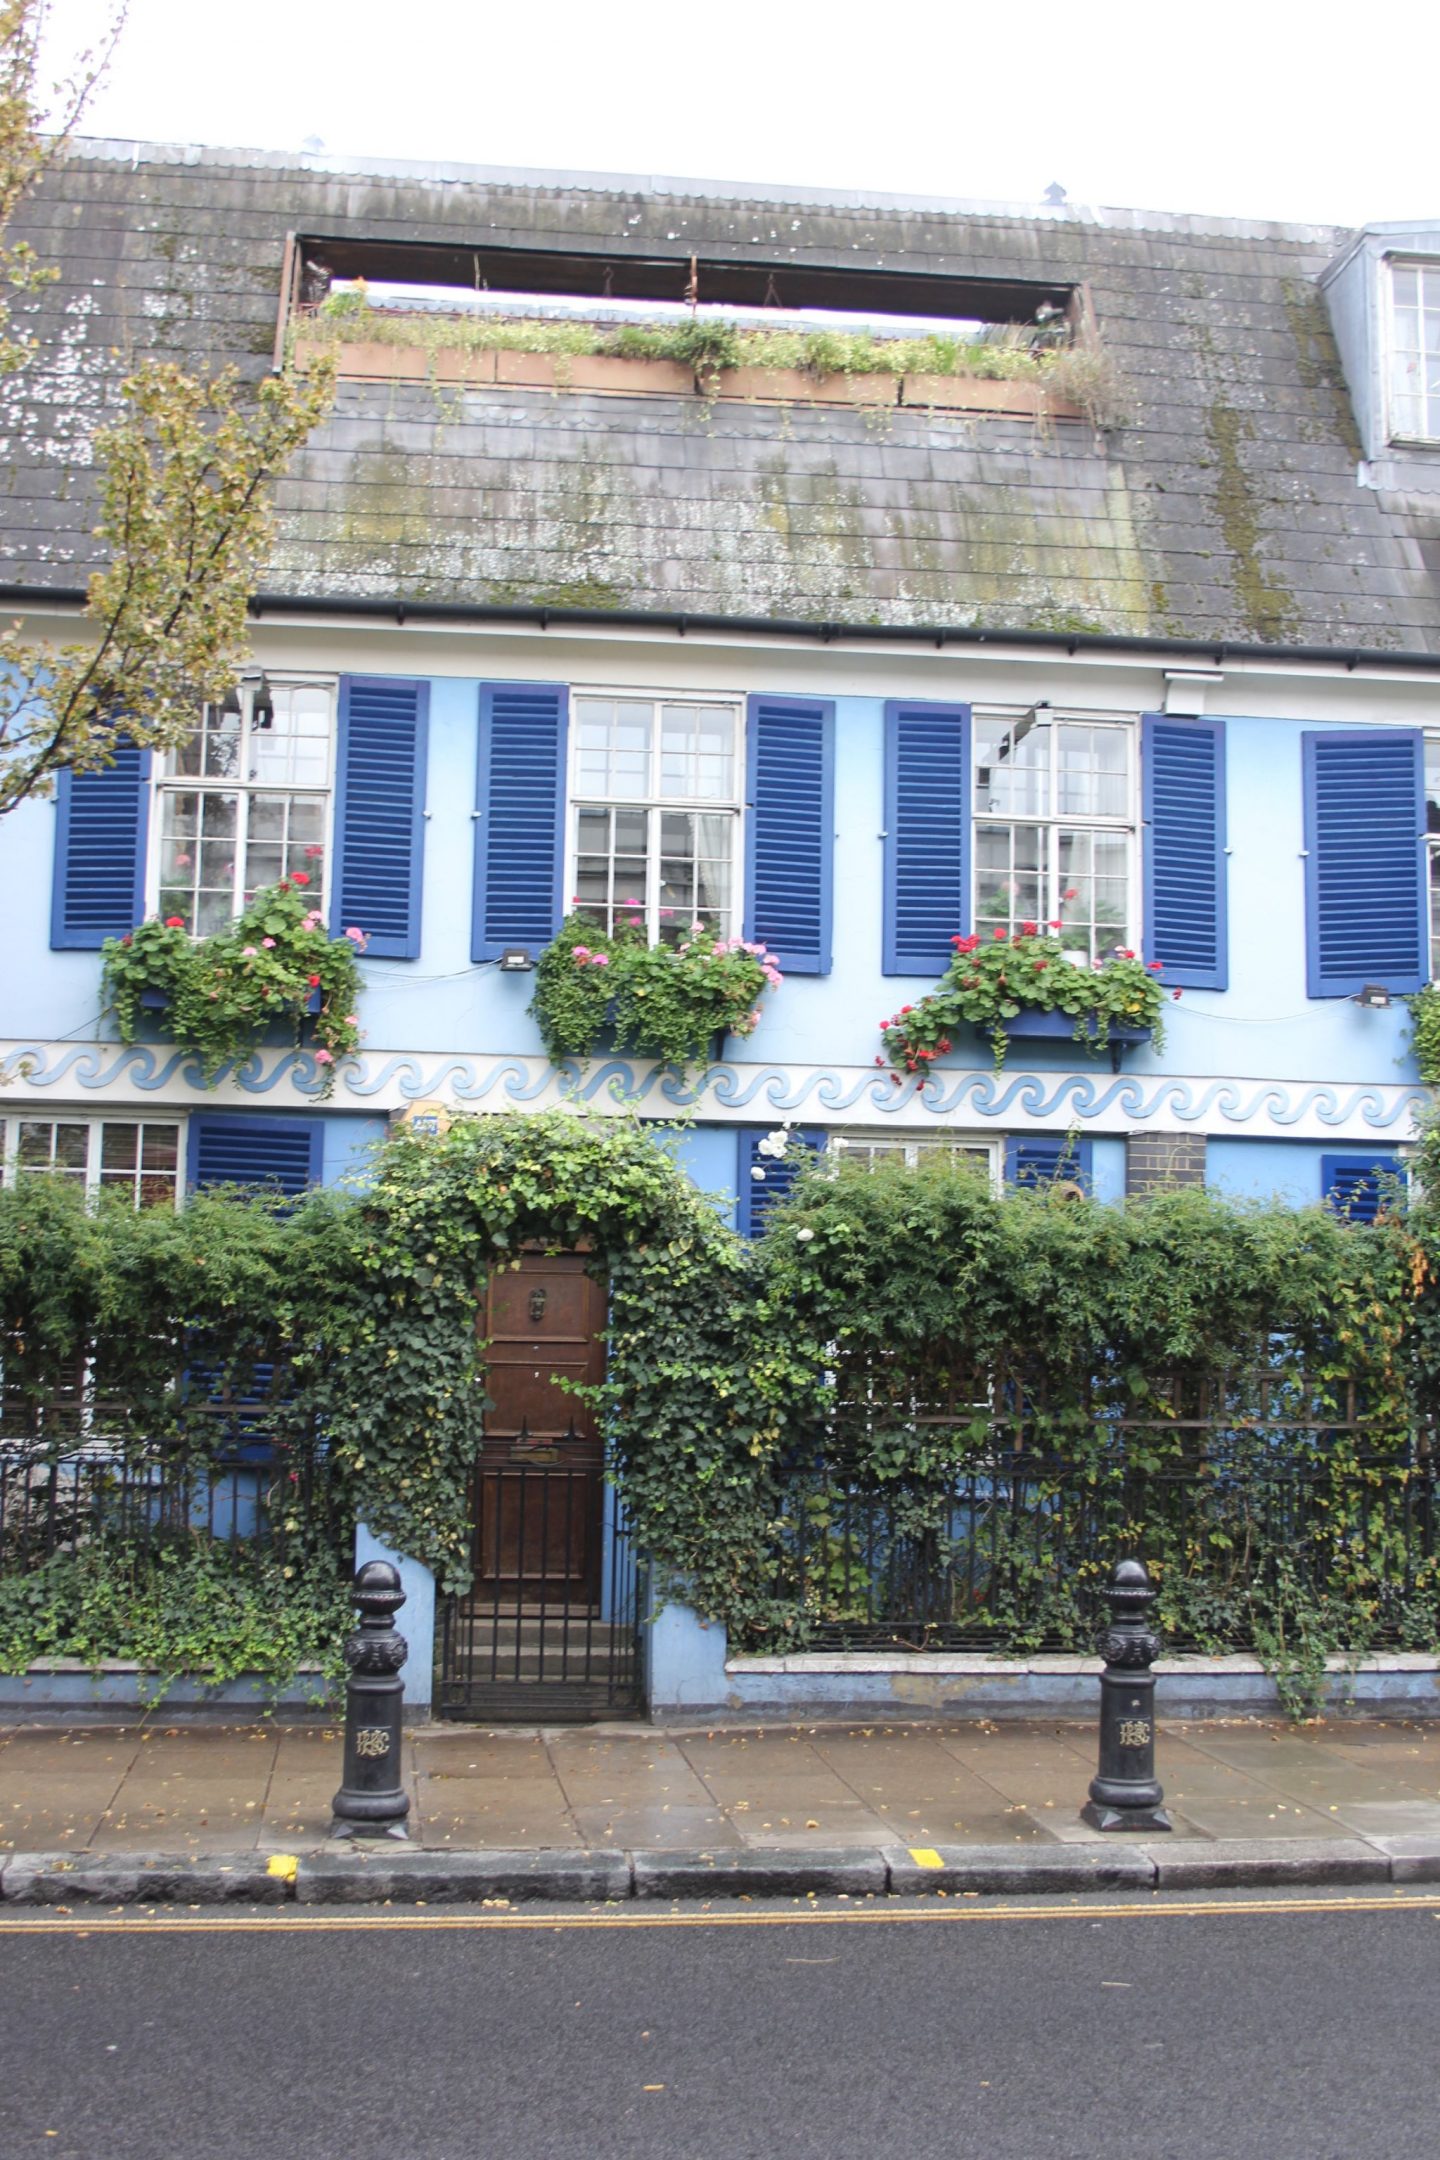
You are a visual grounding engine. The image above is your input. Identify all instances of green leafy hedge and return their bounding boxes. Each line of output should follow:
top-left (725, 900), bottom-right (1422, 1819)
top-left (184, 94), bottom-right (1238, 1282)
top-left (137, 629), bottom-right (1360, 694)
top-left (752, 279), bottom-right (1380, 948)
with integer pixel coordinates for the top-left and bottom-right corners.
top-left (5, 1112), bottom-right (1439, 1702)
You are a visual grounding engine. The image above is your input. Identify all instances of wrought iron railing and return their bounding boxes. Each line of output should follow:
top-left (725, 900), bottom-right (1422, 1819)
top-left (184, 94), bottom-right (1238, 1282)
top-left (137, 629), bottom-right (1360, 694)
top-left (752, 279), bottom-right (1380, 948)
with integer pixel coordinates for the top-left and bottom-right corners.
top-left (0, 1438), bottom-right (348, 1578)
top-left (748, 1436), bottom-right (1439, 1655)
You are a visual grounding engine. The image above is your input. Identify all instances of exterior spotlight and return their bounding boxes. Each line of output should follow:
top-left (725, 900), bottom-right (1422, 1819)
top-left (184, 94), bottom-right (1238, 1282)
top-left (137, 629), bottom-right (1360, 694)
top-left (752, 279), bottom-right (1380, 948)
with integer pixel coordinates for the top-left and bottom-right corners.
top-left (1352, 983), bottom-right (1393, 1010)
top-left (499, 948), bottom-right (536, 972)
top-left (240, 666), bottom-right (275, 727)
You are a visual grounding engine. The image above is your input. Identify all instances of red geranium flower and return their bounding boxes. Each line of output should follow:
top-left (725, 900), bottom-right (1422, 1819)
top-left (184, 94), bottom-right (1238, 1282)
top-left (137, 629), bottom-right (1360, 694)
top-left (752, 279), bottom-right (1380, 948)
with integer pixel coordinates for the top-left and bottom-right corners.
top-left (1021, 920), bottom-right (1039, 936)
top-left (1147, 960), bottom-right (1164, 972)
top-left (993, 927), bottom-right (1007, 941)
top-left (291, 871), bottom-right (310, 887)
top-left (163, 916), bottom-right (185, 928)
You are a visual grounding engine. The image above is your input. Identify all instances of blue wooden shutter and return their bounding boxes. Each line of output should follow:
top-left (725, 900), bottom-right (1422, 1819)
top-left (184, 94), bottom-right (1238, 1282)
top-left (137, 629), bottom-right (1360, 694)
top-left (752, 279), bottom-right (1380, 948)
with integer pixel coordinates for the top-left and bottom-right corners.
top-left (187, 1116), bottom-right (323, 1196)
top-left (50, 746), bottom-right (151, 949)
top-left (1303, 730), bottom-right (1426, 997)
top-left (1320, 1151), bottom-right (1403, 1224)
top-left (1005, 1134), bottom-right (1092, 1190)
top-left (1142, 715), bottom-right (1228, 990)
top-left (883, 701), bottom-right (971, 975)
top-left (736, 1127), bottom-right (826, 1236)
top-left (184, 1116), bottom-right (319, 1451)
top-left (472, 681), bottom-right (568, 962)
top-left (744, 696), bottom-right (834, 975)
top-left (331, 677), bottom-right (429, 960)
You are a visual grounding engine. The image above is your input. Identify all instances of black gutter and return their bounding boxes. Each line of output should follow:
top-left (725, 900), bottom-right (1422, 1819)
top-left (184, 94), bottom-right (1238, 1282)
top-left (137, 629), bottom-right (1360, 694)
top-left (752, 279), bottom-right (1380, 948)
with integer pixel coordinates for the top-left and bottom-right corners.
top-left (4, 581), bottom-right (1439, 674)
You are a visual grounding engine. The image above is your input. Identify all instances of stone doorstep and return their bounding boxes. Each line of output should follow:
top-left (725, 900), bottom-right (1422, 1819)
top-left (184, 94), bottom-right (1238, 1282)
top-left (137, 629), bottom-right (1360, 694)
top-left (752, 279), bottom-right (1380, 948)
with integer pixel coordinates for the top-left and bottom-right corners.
top-left (728, 1653), bottom-right (1440, 1676)
top-left (7, 1836), bottom-right (1439, 1904)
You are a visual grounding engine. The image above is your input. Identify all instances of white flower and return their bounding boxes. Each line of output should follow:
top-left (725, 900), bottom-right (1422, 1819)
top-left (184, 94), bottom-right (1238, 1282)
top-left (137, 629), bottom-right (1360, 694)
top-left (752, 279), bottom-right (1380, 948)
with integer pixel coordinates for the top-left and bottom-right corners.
top-left (795, 1226), bottom-right (814, 1242)
top-left (751, 1166), bottom-right (766, 1182)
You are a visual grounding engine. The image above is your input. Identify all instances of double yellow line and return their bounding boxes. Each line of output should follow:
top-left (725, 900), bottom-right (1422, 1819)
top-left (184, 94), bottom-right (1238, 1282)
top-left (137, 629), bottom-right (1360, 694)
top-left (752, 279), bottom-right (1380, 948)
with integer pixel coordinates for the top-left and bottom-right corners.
top-left (2, 1891), bottom-right (1437, 1935)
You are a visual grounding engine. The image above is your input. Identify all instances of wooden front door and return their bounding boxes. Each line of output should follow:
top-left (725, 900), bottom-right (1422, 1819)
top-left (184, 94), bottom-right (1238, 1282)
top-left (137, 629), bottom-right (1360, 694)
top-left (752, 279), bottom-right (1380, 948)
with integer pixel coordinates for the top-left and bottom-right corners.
top-left (477, 1251), bottom-right (606, 1601)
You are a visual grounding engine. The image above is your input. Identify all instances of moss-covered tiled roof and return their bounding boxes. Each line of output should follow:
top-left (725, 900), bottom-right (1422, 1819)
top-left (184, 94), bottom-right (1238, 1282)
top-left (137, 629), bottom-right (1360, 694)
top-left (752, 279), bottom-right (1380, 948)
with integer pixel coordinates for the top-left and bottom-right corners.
top-left (3, 140), bottom-right (1436, 649)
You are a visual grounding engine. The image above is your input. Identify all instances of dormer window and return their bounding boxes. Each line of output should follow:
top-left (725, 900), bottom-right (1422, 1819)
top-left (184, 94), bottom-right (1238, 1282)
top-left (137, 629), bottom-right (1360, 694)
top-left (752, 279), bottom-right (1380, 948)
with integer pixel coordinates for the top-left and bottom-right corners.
top-left (1388, 261), bottom-right (1440, 443)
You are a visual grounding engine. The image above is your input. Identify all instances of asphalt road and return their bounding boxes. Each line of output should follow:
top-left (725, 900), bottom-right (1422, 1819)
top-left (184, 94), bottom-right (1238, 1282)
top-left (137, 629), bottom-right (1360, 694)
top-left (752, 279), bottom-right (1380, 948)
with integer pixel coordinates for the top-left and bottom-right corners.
top-left (2, 1891), bottom-right (1438, 2160)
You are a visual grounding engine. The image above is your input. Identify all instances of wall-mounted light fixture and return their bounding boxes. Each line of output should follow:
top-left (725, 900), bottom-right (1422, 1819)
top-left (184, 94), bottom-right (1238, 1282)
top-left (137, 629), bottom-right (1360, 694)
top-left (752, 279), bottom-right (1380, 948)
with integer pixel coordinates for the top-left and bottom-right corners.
top-left (498, 948), bottom-right (535, 973)
top-left (1352, 983), bottom-right (1393, 1009)
top-left (220, 668), bottom-right (275, 726)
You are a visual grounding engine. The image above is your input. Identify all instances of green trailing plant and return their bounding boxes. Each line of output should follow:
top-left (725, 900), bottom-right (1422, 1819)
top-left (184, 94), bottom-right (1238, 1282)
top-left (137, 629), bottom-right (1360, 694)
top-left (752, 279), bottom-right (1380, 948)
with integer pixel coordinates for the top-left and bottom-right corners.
top-left (530, 912), bottom-right (780, 1070)
top-left (101, 876), bottom-right (367, 1095)
top-left (879, 927), bottom-right (1170, 1074)
top-left (0, 1532), bottom-right (351, 1703)
top-left (1406, 983), bottom-right (1440, 1086)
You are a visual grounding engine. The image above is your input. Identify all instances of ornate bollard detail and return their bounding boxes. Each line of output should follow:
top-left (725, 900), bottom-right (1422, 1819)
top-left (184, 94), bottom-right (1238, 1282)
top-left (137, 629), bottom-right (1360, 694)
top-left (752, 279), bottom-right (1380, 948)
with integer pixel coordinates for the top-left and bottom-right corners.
top-left (330, 1560), bottom-right (411, 1840)
top-left (1081, 1558), bottom-right (1173, 1834)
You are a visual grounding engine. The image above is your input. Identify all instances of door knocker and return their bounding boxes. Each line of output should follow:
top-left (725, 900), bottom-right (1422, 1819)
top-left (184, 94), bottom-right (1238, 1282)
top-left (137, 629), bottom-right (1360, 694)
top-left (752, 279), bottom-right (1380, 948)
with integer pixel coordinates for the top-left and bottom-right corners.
top-left (528, 1286), bottom-right (547, 1324)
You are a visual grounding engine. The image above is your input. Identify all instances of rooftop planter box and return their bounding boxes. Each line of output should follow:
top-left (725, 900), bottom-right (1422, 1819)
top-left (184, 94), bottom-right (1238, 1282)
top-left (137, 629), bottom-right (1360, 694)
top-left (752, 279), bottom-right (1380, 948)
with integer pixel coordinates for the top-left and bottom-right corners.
top-left (291, 326), bottom-right (1096, 423)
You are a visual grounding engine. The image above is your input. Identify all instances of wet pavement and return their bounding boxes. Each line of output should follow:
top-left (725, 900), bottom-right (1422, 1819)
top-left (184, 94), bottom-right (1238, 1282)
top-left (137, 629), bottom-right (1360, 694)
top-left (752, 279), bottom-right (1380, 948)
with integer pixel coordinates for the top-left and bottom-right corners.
top-left (4, 1715), bottom-right (1440, 1856)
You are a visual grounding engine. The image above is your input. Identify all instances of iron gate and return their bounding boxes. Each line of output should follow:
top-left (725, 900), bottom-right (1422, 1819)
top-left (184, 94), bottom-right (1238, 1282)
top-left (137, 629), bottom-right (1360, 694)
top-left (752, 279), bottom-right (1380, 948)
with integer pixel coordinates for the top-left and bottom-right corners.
top-left (437, 1457), bottom-right (643, 1721)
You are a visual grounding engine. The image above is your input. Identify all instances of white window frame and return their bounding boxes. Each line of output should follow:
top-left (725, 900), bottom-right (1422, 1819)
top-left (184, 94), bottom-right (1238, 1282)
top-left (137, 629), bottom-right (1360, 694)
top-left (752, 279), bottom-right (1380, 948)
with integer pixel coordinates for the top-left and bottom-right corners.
top-left (972, 705), bottom-right (1140, 960)
top-left (565, 685), bottom-right (745, 943)
top-left (1, 1111), bottom-right (186, 1211)
top-left (147, 672), bottom-right (339, 932)
top-left (1384, 255), bottom-right (1440, 449)
top-left (826, 1129), bottom-right (1003, 1191)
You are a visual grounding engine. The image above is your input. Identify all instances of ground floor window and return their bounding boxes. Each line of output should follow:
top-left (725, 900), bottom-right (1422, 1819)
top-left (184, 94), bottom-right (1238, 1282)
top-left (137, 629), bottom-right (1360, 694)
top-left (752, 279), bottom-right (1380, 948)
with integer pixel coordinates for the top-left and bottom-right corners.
top-left (1, 1115), bottom-right (183, 1208)
top-left (826, 1131), bottom-right (1000, 1186)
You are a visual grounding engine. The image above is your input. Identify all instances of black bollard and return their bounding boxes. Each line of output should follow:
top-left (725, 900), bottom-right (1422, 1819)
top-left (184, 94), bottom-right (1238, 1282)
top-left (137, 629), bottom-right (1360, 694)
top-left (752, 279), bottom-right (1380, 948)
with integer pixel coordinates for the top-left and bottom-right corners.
top-left (330, 1560), bottom-right (411, 1840)
top-left (1081, 1558), bottom-right (1172, 1834)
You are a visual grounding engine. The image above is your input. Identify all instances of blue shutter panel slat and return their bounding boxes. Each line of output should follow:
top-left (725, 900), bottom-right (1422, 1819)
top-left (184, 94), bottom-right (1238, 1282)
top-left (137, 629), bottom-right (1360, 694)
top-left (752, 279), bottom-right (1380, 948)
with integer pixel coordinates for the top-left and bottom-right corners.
top-left (1142, 715), bottom-right (1228, 990)
top-left (332, 677), bottom-right (429, 960)
top-left (50, 746), bottom-right (151, 949)
top-left (744, 696), bottom-right (834, 975)
top-left (737, 1128), bottom-right (826, 1236)
top-left (1303, 730), bottom-right (1426, 997)
top-left (187, 1117), bottom-right (322, 1196)
top-left (473, 682), bottom-right (568, 962)
top-left (883, 701), bottom-right (971, 976)
top-left (1005, 1135), bottom-right (1092, 1190)
top-left (1320, 1151), bottom-right (1403, 1224)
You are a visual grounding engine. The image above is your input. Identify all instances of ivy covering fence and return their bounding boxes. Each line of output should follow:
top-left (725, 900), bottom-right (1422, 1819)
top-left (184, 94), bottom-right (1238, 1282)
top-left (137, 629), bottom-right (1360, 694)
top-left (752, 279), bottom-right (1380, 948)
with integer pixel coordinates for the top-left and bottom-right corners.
top-left (2, 1110), bottom-right (1437, 1711)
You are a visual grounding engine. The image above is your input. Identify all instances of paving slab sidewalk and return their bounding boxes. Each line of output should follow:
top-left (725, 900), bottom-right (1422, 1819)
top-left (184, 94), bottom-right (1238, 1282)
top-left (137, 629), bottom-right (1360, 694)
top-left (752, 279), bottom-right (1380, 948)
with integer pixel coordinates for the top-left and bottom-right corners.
top-left (3, 1716), bottom-right (1440, 1901)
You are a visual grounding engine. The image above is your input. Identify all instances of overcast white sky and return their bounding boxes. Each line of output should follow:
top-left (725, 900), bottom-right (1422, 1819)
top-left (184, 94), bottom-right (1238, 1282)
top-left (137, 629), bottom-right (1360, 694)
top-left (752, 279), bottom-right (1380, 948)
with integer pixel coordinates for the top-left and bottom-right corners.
top-left (43, 0), bottom-right (1440, 230)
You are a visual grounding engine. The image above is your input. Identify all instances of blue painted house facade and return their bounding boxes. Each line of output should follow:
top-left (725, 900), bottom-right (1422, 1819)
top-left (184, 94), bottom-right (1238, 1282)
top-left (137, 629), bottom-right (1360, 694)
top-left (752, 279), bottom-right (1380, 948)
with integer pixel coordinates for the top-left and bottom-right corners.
top-left (4, 143), bottom-right (1440, 1712)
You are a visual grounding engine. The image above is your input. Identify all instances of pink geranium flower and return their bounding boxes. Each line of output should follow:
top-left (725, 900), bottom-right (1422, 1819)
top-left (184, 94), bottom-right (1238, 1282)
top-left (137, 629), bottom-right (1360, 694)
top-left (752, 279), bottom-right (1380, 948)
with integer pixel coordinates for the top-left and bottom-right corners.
top-left (262, 937), bottom-right (276, 948)
top-left (314, 1048), bottom-right (334, 1065)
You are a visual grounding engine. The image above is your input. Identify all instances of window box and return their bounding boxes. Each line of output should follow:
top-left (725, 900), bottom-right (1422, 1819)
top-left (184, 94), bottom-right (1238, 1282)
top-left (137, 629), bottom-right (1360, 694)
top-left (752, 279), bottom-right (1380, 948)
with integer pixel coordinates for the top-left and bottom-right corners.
top-left (996, 1007), bottom-right (1152, 1071)
top-left (138, 985), bottom-right (323, 1016)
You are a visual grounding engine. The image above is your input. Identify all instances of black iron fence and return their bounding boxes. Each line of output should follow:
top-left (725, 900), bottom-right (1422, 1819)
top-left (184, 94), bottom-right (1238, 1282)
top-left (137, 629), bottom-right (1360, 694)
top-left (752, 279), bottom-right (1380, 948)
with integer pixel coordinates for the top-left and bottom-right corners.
top-left (437, 1459), bottom-right (642, 1722)
top-left (0, 1439), bottom-right (349, 1578)
top-left (749, 1438), bottom-right (1440, 1655)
